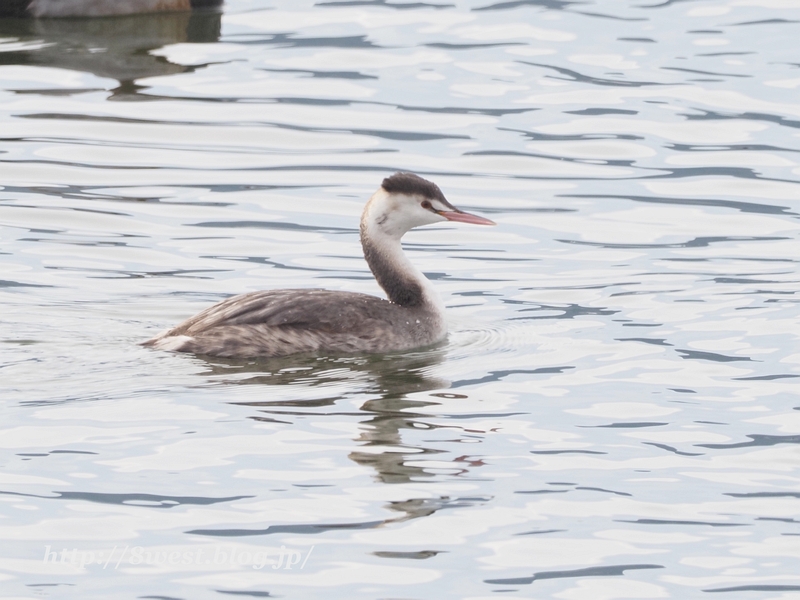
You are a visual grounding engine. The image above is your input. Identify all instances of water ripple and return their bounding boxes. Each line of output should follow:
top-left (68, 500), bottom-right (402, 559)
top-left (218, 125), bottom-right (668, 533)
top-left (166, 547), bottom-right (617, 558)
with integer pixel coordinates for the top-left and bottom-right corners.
top-left (2, 0), bottom-right (800, 598)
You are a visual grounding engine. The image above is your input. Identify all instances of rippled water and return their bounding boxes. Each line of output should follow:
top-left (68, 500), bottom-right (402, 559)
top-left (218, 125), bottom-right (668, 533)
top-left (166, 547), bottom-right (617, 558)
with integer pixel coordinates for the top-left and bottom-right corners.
top-left (2, 0), bottom-right (800, 598)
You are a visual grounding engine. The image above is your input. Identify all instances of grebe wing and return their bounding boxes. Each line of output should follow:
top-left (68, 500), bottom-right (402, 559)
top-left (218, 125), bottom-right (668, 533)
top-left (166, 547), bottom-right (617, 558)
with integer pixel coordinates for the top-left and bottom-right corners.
top-left (170, 289), bottom-right (398, 337)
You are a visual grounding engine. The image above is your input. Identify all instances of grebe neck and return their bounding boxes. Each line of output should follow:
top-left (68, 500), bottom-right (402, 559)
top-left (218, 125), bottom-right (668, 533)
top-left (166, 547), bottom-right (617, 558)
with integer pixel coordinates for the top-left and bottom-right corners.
top-left (360, 221), bottom-right (443, 312)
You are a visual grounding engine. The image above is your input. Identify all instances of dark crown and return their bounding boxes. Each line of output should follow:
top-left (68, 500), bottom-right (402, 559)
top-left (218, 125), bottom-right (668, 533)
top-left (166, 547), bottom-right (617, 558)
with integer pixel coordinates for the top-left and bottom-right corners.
top-left (381, 172), bottom-right (451, 206)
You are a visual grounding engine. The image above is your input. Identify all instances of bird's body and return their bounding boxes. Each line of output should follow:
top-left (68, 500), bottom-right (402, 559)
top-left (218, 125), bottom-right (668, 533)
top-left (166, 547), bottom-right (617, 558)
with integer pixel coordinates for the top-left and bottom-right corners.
top-left (143, 173), bottom-right (494, 358)
top-left (1, 0), bottom-right (222, 18)
top-left (146, 288), bottom-right (445, 358)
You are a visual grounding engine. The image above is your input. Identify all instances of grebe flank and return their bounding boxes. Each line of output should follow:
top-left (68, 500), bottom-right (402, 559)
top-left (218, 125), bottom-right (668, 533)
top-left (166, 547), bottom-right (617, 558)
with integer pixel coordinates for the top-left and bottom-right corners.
top-left (142, 172), bottom-right (495, 358)
top-left (4, 0), bottom-right (222, 18)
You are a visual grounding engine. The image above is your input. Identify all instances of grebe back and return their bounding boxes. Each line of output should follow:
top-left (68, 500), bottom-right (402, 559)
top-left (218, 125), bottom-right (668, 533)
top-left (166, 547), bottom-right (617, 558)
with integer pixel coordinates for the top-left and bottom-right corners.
top-left (143, 172), bottom-right (495, 358)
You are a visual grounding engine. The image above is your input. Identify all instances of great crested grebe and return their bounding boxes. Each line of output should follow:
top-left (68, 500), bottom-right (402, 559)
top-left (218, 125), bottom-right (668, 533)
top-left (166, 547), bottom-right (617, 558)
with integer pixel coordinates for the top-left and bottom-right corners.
top-left (1, 0), bottom-right (222, 18)
top-left (143, 173), bottom-right (495, 358)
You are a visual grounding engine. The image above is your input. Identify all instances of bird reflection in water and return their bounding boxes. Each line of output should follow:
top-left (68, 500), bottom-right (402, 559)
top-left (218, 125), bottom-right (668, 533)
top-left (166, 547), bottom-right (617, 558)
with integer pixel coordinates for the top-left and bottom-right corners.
top-left (200, 348), bottom-right (454, 484)
top-left (193, 347), bottom-right (487, 531)
top-left (0, 9), bottom-right (221, 97)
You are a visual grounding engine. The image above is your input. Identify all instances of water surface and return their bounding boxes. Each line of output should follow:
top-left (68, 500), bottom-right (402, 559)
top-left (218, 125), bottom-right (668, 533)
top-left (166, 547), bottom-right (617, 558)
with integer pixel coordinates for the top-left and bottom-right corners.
top-left (1, 0), bottom-right (800, 598)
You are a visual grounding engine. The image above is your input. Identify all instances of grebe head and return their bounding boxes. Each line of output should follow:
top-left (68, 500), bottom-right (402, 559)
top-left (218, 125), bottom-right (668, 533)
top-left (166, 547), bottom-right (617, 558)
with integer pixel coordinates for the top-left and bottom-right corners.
top-left (363, 172), bottom-right (495, 239)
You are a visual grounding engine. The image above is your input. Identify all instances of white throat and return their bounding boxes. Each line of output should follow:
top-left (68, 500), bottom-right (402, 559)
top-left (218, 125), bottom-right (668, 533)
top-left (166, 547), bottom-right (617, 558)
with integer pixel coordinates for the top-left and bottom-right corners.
top-left (360, 192), bottom-right (445, 313)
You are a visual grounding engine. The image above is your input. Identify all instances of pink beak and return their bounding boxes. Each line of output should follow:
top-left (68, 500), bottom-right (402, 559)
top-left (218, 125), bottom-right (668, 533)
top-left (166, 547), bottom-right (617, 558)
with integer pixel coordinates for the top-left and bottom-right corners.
top-left (440, 210), bottom-right (496, 226)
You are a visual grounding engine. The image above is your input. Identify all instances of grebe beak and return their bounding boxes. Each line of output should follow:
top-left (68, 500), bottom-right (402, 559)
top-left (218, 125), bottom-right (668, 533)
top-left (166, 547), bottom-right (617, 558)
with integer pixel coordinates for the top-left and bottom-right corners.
top-left (440, 209), bottom-right (496, 226)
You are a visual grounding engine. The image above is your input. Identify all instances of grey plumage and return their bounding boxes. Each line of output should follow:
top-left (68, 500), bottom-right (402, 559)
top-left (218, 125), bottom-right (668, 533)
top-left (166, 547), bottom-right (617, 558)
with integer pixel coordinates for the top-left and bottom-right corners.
top-left (142, 289), bottom-right (442, 358)
top-left (4, 0), bottom-right (222, 18)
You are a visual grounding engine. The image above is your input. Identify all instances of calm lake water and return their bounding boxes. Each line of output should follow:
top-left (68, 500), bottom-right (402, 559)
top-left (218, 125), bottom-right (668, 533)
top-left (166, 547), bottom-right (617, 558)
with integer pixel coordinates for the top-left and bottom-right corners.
top-left (2, 0), bottom-right (800, 598)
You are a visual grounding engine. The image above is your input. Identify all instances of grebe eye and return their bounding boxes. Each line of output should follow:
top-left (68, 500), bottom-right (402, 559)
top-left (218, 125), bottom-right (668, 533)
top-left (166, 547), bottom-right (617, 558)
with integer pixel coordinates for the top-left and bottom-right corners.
top-left (421, 200), bottom-right (432, 210)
